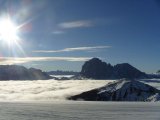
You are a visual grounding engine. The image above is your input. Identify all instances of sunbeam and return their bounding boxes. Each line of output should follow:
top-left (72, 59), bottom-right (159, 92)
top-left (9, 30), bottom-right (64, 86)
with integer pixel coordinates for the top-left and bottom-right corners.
top-left (0, 18), bottom-right (19, 45)
top-left (0, 16), bottom-right (27, 57)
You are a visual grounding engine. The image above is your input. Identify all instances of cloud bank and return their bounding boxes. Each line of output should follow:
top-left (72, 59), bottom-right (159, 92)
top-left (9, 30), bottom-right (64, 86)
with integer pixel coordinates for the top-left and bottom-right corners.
top-left (0, 57), bottom-right (92, 65)
top-left (0, 80), bottom-right (111, 101)
top-left (33, 46), bottom-right (111, 53)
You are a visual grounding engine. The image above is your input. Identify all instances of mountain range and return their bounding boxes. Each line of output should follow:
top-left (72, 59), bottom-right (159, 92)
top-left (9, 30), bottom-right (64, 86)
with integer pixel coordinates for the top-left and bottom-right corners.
top-left (47, 70), bottom-right (79, 75)
top-left (80, 58), bottom-right (147, 79)
top-left (0, 65), bottom-right (51, 80)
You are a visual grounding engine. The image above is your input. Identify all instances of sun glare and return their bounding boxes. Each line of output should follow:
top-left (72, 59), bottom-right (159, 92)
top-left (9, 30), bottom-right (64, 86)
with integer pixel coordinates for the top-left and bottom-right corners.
top-left (0, 18), bottom-right (19, 45)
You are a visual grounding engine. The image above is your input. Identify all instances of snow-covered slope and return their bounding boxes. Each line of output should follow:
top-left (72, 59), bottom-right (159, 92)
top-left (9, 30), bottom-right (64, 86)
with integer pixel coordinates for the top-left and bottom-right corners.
top-left (69, 79), bottom-right (160, 102)
top-left (146, 93), bottom-right (160, 102)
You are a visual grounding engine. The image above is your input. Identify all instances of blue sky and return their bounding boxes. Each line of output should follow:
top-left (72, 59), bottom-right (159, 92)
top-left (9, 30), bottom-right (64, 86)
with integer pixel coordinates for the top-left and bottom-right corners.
top-left (0, 0), bottom-right (160, 73)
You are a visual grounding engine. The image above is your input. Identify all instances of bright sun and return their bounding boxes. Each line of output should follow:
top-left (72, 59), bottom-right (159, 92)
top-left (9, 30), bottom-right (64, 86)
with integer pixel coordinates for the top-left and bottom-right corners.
top-left (0, 18), bottom-right (19, 46)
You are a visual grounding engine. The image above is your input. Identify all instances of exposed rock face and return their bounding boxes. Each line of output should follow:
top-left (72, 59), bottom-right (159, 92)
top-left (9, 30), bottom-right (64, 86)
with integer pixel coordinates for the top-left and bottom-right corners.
top-left (0, 65), bottom-right (52, 80)
top-left (113, 63), bottom-right (146, 79)
top-left (81, 58), bottom-right (113, 79)
top-left (68, 80), bottom-right (160, 102)
top-left (80, 58), bottom-right (147, 79)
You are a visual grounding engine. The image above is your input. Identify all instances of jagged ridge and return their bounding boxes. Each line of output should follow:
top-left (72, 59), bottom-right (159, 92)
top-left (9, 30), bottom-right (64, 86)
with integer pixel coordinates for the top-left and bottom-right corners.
top-left (80, 58), bottom-right (147, 79)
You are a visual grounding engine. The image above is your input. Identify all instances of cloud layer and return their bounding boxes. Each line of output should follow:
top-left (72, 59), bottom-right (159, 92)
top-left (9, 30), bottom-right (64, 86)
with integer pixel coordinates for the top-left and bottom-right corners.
top-left (0, 79), bottom-right (159, 101)
top-left (0, 80), bottom-right (111, 101)
top-left (33, 46), bottom-right (111, 53)
top-left (0, 57), bottom-right (92, 65)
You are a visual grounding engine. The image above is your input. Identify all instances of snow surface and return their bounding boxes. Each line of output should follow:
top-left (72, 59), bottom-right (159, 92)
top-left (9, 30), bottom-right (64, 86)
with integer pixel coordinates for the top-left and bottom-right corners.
top-left (0, 101), bottom-right (160, 120)
top-left (147, 93), bottom-right (160, 102)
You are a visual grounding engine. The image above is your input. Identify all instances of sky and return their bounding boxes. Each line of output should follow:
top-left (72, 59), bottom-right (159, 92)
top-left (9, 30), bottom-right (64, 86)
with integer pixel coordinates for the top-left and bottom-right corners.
top-left (0, 0), bottom-right (159, 73)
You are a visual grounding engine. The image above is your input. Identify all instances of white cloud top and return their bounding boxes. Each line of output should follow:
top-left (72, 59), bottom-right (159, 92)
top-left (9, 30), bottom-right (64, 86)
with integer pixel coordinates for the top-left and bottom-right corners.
top-left (33, 46), bottom-right (111, 53)
top-left (0, 57), bottom-right (92, 65)
top-left (0, 80), bottom-right (111, 101)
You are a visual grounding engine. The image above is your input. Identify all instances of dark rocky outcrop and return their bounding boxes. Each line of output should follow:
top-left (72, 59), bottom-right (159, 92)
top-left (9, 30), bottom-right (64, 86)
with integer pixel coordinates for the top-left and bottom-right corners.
top-left (80, 58), bottom-right (147, 79)
top-left (113, 63), bottom-right (146, 79)
top-left (81, 58), bottom-right (113, 79)
top-left (68, 79), bottom-right (160, 102)
top-left (0, 65), bottom-right (52, 80)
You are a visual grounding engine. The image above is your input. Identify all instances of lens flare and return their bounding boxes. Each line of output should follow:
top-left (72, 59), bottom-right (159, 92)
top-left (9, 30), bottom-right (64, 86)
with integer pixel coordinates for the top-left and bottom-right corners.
top-left (0, 18), bottom-right (19, 46)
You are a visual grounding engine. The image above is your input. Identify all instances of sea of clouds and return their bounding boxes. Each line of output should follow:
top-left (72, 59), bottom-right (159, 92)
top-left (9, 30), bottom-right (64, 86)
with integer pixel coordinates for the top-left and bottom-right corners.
top-left (0, 80), bottom-right (112, 101)
top-left (0, 79), bottom-right (160, 101)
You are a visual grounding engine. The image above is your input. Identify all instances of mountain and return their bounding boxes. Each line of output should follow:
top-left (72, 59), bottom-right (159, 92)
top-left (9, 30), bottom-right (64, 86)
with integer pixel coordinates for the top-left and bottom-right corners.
top-left (47, 70), bottom-right (79, 75)
top-left (147, 74), bottom-right (160, 79)
top-left (0, 65), bottom-right (52, 80)
top-left (80, 58), bottom-right (147, 79)
top-left (81, 58), bottom-right (113, 79)
top-left (68, 79), bottom-right (160, 101)
top-left (113, 63), bottom-right (147, 79)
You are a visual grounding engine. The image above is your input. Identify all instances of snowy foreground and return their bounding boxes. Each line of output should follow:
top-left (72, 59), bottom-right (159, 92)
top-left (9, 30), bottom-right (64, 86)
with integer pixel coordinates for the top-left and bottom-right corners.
top-left (1, 101), bottom-right (160, 120)
top-left (0, 79), bottom-right (160, 101)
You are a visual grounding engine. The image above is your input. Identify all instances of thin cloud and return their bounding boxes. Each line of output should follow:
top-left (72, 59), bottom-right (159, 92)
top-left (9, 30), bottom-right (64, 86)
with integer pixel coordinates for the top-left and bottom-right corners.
top-left (59, 20), bottom-right (93, 29)
top-left (33, 46), bottom-right (111, 53)
top-left (52, 30), bottom-right (65, 34)
top-left (0, 57), bottom-right (92, 65)
top-left (52, 18), bottom-right (116, 34)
